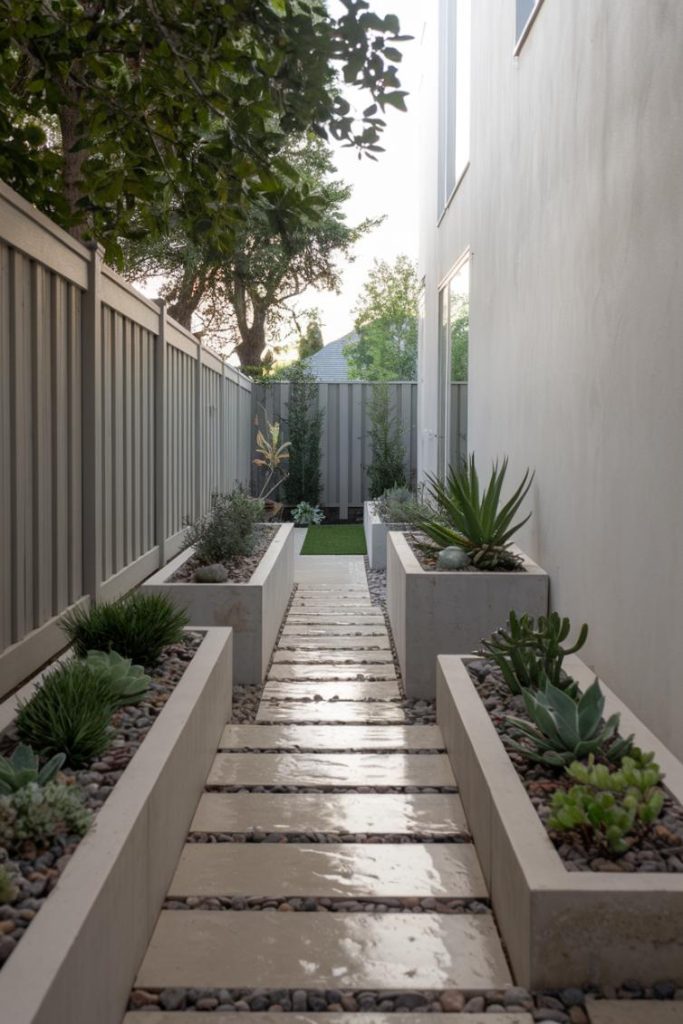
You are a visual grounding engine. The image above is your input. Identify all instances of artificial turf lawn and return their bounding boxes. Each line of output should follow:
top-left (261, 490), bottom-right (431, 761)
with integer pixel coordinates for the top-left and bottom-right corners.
top-left (300, 524), bottom-right (367, 555)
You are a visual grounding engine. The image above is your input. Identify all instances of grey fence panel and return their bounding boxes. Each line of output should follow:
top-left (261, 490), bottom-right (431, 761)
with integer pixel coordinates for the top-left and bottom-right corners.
top-left (250, 380), bottom-right (450, 514)
top-left (0, 181), bottom-right (252, 696)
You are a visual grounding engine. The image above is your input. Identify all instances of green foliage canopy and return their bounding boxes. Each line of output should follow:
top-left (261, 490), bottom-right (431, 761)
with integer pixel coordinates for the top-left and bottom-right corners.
top-left (345, 255), bottom-right (419, 380)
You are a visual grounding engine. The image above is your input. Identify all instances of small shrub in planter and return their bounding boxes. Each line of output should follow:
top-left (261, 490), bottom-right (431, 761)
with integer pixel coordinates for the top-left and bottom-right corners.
top-left (414, 455), bottom-right (533, 570)
top-left (184, 488), bottom-right (265, 565)
top-left (0, 782), bottom-right (91, 853)
top-left (16, 662), bottom-right (114, 768)
top-left (374, 484), bottom-right (427, 525)
top-left (62, 592), bottom-right (188, 668)
top-left (292, 501), bottom-right (324, 527)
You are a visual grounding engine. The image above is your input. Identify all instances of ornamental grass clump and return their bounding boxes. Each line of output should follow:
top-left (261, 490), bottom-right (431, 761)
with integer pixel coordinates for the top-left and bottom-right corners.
top-left (505, 676), bottom-right (634, 769)
top-left (16, 661), bottom-right (114, 768)
top-left (549, 752), bottom-right (665, 855)
top-left (62, 591), bottom-right (188, 668)
top-left (481, 610), bottom-right (588, 696)
top-left (414, 455), bottom-right (534, 570)
top-left (184, 488), bottom-right (264, 565)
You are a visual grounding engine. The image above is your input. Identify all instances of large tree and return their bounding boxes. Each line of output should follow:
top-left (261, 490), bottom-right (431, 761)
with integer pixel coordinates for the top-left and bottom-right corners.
top-left (127, 138), bottom-right (377, 368)
top-left (344, 255), bottom-right (419, 380)
top-left (0, 0), bottom-right (408, 263)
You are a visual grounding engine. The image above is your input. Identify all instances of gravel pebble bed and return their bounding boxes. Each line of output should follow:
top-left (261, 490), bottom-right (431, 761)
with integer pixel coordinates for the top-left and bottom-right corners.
top-left (162, 895), bottom-right (490, 914)
top-left (128, 983), bottom-right (683, 1016)
top-left (0, 633), bottom-right (203, 967)
top-left (171, 525), bottom-right (276, 583)
top-left (188, 832), bottom-right (470, 845)
top-left (468, 658), bottom-right (683, 872)
top-left (404, 532), bottom-right (524, 573)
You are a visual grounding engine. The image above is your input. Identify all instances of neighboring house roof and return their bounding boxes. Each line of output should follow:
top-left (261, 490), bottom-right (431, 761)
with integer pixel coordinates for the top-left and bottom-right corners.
top-left (307, 332), bottom-right (358, 382)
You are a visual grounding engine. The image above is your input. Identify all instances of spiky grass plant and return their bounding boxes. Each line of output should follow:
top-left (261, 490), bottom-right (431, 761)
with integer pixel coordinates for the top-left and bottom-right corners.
top-left (16, 662), bottom-right (114, 768)
top-left (414, 456), bottom-right (534, 570)
top-left (61, 592), bottom-right (188, 668)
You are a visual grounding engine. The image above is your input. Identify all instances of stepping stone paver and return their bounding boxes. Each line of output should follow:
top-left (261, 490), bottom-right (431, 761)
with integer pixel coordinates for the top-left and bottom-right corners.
top-left (168, 842), bottom-right (487, 898)
top-left (272, 648), bottom-right (395, 664)
top-left (279, 635), bottom-right (391, 649)
top-left (207, 752), bottom-right (456, 788)
top-left (587, 1004), bottom-right (683, 1024)
top-left (282, 624), bottom-right (388, 636)
top-left (267, 664), bottom-right (398, 681)
top-left (191, 791), bottom-right (468, 835)
top-left (126, 1016), bottom-right (533, 1024)
top-left (218, 724), bottom-right (445, 750)
top-left (256, 700), bottom-right (407, 723)
top-left (260, 680), bottom-right (401, 702)
top-left (136, 910), bottom-right (512, 990)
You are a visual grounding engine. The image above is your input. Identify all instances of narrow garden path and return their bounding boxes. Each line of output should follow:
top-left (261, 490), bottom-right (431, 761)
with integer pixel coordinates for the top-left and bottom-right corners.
top-left (124, 555), bottom-right (530, 1022)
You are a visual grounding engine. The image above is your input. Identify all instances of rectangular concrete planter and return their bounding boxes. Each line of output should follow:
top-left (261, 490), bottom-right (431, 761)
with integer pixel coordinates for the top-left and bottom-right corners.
top-left (363, 501), bottom-right (410, 570)
top-left (386, 531), bottom-right (548, 699)
top-left (437, 653), bottom-right (683, 988)
top-left (0, 627), bottom-right (233, 1024)
top-left (142, 523), bottom-right (294, 686)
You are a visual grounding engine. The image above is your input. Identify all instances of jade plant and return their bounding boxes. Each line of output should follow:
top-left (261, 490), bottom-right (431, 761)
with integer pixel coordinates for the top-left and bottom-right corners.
top-left (0, 745), bottom-right (65, 795)
top-left (549, 753), bottom-right (665, 855)
top-left (413, 456), bottom-right (534, 570)
top-left (481, 610), bottom-right (588, 696)
top-left (505, 676), bottom-right (634, 768)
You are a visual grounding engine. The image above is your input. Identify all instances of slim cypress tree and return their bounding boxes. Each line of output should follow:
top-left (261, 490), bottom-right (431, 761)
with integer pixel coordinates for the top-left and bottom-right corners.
top-left (284, 365), bottom-right (324, 506)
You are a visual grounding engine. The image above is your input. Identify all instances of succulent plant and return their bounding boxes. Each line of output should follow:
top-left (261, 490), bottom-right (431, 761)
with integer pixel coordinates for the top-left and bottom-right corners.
top-left (193, 563), bottom-right (229, 583)
top-left (0, 864), bottom-right (17, 903)
top-left (0, 745), bottom-right (66, 795)
top-left (85, 650), bottom-right (151, 709)
top-left (291, 501), bottom-right (324, 526)
top-left (413, 456), bottom-right (534, 571)
top-left (505, 676), bottom-right (634, 768)
top-left (549, 753), bottom-right (665, 855)
top-left (0, 782), bottom-right (92, 852)
top-left (481, 610), bottom-right (588, 696)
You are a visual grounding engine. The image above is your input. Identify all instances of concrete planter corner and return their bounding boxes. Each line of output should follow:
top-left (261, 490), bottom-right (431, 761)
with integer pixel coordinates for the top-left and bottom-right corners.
top-left (363, 501), bottom-right (410, 570)
top-left (436, 653), bottom-right (683, 988)
top-left (386, 531), bottom-right (549, 699)
top-left (142, 523), bottom-right (294, 685)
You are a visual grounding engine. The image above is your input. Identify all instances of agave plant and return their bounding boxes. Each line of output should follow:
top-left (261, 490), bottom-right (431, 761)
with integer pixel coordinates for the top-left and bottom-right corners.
top-left (85, 650), bottom-right (151, 709)
top-left (253, 413), bottom-right (291, 501)
top-left (481, 610), bottom-right (588, 696)
top-left (0, 745), bottom-right (65, 795)
top-left (413, 456), bottom-right (534, 570)
top-left (505, 676), bottom-right (634, 768)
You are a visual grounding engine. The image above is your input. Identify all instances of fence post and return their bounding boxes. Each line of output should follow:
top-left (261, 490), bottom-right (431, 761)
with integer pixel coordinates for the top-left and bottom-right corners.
top-left (194, 341), bottom-right (202, 518)
top-left (81, 243), bottom-right (104, 605)
top-left (154, 300), bottom-right (167, 567)
top-left (220, 362), bottom-right (227, 494)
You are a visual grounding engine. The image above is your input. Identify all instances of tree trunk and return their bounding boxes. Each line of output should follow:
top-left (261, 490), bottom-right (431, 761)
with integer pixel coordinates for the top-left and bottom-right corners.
top-left (230, 281), bottom-right (268, 368)
top-left (166, 267), bottom-right (207, 330)
top-left (59, 99), bottom-right (89, 242)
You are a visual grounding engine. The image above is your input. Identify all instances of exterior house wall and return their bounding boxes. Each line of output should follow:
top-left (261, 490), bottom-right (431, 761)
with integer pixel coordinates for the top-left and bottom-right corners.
top-left (419, 0), bottom-right (683, 757)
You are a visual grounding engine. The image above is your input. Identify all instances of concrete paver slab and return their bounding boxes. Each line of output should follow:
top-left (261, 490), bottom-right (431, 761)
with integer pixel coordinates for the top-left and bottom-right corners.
top-left (256, 701), bottom-right (407, 723)
top-left (218, 724), bottom-right (445, 750)
top-left (191, 791), bottom-right (469, 835)
top-left (279, 635), bottom-right (391, 650)
top-left (587, 1003), bottom-right (683, 1024)
top-left (260, 681), bottom-right (401, 702)
top-left (126, 1015), bottom-right (533, 1024)
top-left (136, 910), bottom-right (512, 990)
top-left (272, 649), bottom-right (395, 664)
top-left (282, 625), bottom-right (388, 636)
top-left (207, 752), bottom-right (456, 788)
top-left (267, 664), bottom-right (398, 681)
top-left (169, 842), bottom-right (487, 898)
top-left (286, 614), bottom-right (385, 625)
top-left (294, 555), bottom-right (367, 584)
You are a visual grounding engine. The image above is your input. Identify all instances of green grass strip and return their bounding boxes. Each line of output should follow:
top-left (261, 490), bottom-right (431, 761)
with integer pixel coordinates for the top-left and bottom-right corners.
top-left (300, 524), bottom-right (367, 555)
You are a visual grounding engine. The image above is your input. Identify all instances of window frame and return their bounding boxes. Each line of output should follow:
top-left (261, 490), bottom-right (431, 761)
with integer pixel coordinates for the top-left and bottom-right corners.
top-left (514, 0), bottom-right (546, 56)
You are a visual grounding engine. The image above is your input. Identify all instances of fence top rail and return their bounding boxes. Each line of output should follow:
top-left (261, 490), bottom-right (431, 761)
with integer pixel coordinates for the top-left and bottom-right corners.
top-left (0, 179), bottom-right (89, 287)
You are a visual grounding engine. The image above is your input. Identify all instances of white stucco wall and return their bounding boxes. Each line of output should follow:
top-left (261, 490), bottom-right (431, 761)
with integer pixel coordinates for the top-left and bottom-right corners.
top-left (419, 0), bottom-right (683, 756)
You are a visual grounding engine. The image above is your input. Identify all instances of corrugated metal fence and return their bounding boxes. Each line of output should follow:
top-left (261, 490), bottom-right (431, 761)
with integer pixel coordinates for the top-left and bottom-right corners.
top-left (0, 181), bottom-right (252, 697)
top-left (252, 380), bottom-right (467, 517)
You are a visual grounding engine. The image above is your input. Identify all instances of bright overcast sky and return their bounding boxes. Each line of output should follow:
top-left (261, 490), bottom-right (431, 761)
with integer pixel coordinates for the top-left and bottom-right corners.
top-left (300, 0), bottom-right (427, 345)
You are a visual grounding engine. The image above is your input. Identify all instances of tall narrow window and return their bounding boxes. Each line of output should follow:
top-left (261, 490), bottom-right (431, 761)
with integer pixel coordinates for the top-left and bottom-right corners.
top-left (515, 0), bottom-right (543, 47)
top-left (438, 257), bottom-right (470, 476)
top-left (438, 0), bottom-right (471, 214)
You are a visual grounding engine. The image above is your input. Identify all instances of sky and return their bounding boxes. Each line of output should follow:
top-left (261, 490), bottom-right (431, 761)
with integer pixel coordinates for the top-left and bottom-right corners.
top-left (298, 0), bottom-right (427, 346)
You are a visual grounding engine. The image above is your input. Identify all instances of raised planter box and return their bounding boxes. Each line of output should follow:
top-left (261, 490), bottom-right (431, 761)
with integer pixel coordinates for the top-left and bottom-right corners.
top-left (0, 627), bottom-right (232, 1024)
top-left (386, 531), bottom-right (549, 699)
top-left (363, 501), bottom-right (410, 570)
top-left (142, 523), bottom-right (294, 686)
top-left (436, 652), bottom-right (683, 988)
